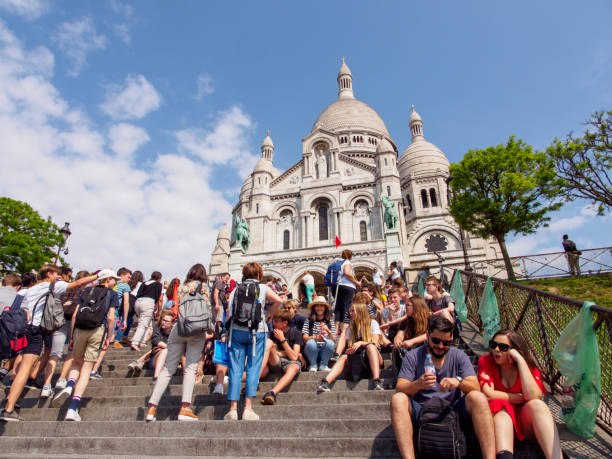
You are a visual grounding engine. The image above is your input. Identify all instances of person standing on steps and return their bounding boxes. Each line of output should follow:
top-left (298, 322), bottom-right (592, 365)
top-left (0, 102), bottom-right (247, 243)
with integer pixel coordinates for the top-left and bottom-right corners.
top-left (334, 249), bottom-right (361, 335)
top-left (50, 269), bottom-right (119, 422)
top-left (131, 272), bottom-right (163, 350)
top-left (390, 315), bottom-right (495, 459)
top-left (302, 271), bottom-right (315, 305)
top-left (223, 262), bottom-right (283, 421)
top-left (110, 267), bottom-right (132, 349)
top-left (1, 265), bottom-right (99, 422)
top-left (562, 234), bottom-right (581, 277)
top-left (146, 263), bottom-right (211, 422)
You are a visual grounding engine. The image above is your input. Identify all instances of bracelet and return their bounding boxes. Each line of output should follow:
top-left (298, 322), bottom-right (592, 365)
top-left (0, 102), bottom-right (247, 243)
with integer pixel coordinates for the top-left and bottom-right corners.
top-left (281, 339), bottom-right (287, 345)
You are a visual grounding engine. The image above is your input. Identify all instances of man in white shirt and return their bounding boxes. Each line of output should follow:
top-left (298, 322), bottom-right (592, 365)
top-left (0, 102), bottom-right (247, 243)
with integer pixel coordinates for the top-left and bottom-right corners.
top-left (372, 267), bottom-right (383, 287)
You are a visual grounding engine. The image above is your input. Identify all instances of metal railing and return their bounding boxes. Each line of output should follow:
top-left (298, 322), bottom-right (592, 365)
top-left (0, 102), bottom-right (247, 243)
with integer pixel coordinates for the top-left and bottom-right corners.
top-left (468, 247), bottom-right (612, 280)
top-left (451, 269), bottom-right (612, 433)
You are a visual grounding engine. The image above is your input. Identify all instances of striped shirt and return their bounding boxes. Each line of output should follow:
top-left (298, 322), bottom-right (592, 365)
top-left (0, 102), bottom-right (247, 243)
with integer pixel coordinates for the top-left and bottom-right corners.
top-left (302, 318), bottom-right (337, 337)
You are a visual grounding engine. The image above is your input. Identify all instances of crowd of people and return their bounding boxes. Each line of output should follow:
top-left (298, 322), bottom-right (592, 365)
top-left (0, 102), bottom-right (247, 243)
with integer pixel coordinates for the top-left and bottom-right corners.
top-left (0, 251), bottom-right (563, 459)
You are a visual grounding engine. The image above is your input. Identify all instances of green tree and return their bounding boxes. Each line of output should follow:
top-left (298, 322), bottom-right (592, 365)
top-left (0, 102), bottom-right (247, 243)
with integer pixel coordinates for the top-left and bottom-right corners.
top-left (0, 197), bottom-right (65, 273)
top-left (449, 136), bottom-right (563, 281)
top-left (547, 110), bottom-right (612, 215)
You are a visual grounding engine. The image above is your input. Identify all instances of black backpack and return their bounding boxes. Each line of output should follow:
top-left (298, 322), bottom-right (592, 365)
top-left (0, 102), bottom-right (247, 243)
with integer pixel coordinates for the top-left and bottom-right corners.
top-left (346, 346), bottom-right (372, 382)
top-left (0, 307), bottom-right (28, 359)
top-left (228, 280), bottom-right (261, 331)
top-left (75, 287), bottom-right (110, 330)
top-left (416, 397), bottom-right (467, 459)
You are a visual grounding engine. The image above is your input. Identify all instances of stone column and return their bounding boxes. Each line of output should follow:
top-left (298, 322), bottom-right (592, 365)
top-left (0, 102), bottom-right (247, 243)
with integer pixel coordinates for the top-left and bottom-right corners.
top-left (300, 210), bottom-right (310, 248)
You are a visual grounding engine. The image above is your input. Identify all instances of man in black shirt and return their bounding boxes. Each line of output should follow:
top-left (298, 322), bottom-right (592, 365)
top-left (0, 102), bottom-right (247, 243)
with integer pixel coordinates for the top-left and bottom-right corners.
top-left (260, 309), bottom-right (303, 405)
top-left (562, 234), bottom-right (581, 276)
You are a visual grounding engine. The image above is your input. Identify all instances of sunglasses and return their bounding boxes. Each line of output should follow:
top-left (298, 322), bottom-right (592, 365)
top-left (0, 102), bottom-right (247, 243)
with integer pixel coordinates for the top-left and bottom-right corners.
top-left (430, 337), bottom-right (452, 347)
top-left (489, 341), bottom-right (511, 352)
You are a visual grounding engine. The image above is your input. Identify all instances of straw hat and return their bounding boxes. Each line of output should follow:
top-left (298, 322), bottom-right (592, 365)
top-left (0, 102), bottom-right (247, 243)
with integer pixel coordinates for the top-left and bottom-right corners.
top-left (308, 296), bottom-right (330, 311)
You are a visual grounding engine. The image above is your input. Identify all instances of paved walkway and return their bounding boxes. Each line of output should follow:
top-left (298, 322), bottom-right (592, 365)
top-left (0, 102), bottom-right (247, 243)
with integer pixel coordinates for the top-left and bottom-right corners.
top-left (461, 320), bottom-right (612, 459)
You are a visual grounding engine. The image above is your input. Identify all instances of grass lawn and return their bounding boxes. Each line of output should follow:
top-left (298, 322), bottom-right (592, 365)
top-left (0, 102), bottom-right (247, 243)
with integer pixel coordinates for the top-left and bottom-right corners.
top-left (519, 273), bottom-right (612, 309)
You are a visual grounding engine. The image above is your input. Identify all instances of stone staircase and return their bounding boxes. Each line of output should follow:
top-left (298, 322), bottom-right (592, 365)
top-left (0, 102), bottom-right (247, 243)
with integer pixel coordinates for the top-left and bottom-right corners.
top-left (0, 345), bottom-right (401, 458)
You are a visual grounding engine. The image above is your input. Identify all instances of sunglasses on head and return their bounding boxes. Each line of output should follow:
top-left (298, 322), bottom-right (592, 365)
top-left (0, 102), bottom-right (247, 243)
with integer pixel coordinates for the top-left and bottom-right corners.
top-left (489, 341), bottom-right (511, 352)
top-left (430, 337), bottom-right (452, 347)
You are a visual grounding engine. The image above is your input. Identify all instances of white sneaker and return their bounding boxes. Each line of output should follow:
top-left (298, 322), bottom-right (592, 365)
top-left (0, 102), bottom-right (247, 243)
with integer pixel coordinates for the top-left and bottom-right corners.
top-left (308, 367), bottom-right (317, 372)
top-left (213, 383), bottom-right (224, 395)
top-left (65, 408), bottom-right (81, 422)
top-left (51, 386), bottom-right (73, 408)
top-left (223, 376), bottom-right (229, 384)
top-left (223, 409), bottom-right (238, 421)
top-left (55, 378), bottom-right (67, 390)
top-left (242, 409), bottom-right (260, 421)
top-left (318, 366), bottom-right (331, 372)
top-left (40, 384), bottom-right (53, 399)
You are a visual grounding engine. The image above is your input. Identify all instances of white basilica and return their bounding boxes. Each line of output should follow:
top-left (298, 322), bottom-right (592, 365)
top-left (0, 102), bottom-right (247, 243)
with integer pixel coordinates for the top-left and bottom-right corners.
top-left (209, 59), bottom-right (500, 293)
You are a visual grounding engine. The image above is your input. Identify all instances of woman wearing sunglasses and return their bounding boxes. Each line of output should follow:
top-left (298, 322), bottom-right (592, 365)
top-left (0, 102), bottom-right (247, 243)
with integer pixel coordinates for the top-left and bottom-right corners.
top-left (478, 330), bottom-right (562, 459)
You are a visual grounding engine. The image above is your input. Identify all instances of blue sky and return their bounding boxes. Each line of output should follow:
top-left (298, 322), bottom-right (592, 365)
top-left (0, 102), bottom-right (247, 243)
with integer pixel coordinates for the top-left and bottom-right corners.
top-left (0, 0), bottom-right (610, 278)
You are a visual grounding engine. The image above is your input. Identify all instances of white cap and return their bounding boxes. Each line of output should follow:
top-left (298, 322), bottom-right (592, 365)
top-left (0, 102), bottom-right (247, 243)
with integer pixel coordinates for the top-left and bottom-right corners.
top-left (97, 268), bottom-right (120, 281)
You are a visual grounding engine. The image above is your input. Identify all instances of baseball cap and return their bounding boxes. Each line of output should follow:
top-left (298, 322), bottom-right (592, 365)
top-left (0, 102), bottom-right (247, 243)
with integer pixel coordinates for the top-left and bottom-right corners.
top-left (97, 268), bottom-right (121, 281)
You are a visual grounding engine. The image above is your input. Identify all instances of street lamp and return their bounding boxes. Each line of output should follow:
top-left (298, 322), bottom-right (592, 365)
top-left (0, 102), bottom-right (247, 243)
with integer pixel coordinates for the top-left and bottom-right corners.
top-left (54, 222), bottom-right (72, 265)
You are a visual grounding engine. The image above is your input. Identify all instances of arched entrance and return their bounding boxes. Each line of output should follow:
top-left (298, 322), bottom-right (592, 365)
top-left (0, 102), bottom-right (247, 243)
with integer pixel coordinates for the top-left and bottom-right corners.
top-left (354, 266), bottom-right (374, 283)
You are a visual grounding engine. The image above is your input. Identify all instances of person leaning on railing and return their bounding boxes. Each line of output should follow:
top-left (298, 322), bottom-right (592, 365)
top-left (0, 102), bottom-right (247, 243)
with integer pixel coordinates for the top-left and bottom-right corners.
top-left (478, 329), bottom-right (562, 459)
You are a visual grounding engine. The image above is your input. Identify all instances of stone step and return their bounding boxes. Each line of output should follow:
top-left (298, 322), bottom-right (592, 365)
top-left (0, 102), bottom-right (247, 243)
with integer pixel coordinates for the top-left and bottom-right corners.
top-left (0, 419), bottom-right (393, 438)
top-left (0, 436), bottom-right (399, 458)
top-left (12, 402), bottom-right (390, 421)
top-left (19, 389), bottom-right (393, 409)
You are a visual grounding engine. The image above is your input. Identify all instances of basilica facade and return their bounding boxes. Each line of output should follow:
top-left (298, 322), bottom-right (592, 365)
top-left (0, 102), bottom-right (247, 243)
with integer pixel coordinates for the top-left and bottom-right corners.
top-left (209, 59), bottom-right (500, 293)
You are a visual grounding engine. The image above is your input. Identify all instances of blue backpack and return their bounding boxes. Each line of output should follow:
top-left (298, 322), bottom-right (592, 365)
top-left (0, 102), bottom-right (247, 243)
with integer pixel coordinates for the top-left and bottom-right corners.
top-left (324, 260), bottom-right (344, 288)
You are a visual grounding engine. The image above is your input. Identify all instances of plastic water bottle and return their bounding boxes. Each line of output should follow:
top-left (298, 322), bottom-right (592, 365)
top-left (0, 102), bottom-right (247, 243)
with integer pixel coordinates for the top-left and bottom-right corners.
top-left (424, 353), bottom-right (437, 390)
top-left (561, 385), bottom-right (575, 416)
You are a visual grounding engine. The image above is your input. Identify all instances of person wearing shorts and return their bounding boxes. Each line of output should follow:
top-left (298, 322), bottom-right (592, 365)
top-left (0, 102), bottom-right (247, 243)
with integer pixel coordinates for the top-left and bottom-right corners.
top-left (334, 249), bottom-right (361, 335)
top-left (51, 269), bottom-right (119, 422)
top-left (259, 309), bottom-right (303, 406)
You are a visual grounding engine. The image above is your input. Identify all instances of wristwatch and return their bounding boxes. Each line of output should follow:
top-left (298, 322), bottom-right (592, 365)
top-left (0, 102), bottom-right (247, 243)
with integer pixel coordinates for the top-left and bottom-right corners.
top-left (455, 376), bottom-right (463, 384)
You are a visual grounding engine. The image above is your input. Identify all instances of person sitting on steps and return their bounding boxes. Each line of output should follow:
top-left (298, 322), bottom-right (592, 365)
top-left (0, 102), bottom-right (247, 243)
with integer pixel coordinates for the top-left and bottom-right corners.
top-left (317, 302), bottom-right (384, 393)
top-left (301, 296), bottom-right (336, 372)
top-left (260, 309), bottom-right (303, 405)
top-left (478, 329), bottom-right (563, 459)
top-left (390, 315), bottom-right (495, 459)
top-left (128, 309), bottom-right (174, 378)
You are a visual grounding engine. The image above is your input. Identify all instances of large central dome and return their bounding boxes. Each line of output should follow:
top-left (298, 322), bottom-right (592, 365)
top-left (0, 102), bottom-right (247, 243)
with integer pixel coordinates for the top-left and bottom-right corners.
top-left (312, 98), bottom-right (390, 136)
top-left (311, 58), bottom-right (390, 137)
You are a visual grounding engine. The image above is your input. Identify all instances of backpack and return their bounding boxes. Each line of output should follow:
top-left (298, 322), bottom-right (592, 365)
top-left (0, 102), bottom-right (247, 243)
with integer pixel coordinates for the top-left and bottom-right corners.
top-left (228, 280), bottom-right (262, 331)
top-left (346, 347), bottom-right (372, 382)
top-left (75, 287), bottom-right (110, 330)
top-left (416, 397), bottom-right (467, 459)
top-left (0, 307), bottom-right (28, 359)
top-left (324, 259), bottom-right (344, 288)
top-left (177, 282), bottom-right (213, 337)
top-left (40, 283), bottom-right (66, 333)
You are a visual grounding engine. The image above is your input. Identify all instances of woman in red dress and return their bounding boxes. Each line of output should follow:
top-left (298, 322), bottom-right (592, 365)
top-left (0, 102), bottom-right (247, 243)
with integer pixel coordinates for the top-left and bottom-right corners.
top-left (477, 329), bottom-right (562, 459)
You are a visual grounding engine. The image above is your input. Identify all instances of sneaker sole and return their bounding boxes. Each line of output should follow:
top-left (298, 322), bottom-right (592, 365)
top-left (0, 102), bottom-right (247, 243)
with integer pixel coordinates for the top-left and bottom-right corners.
top-left (51, 391), bottom-right (71, 408)
top-left (177, 415), bottom-right (199, 421)
top-left (0, 415), bottom-right (20, 422)
top-left (145, 416), bottom-right (156, 422)
top-left (317, 387), bottom-right (331, 393)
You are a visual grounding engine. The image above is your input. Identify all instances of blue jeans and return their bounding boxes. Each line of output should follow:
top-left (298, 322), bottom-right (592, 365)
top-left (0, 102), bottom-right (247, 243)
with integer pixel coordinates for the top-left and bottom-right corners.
top-left (227, 329), bottom-right (267, 401)
top-left (114, 313), bottom-right (134, 342)
top-left (304, 338), bottom-right (335, 369)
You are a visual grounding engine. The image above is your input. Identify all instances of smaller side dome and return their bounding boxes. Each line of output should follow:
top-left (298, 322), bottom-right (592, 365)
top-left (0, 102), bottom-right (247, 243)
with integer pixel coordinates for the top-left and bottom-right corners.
top-left (254, 158), bottom-right (274, 173)
top-left (376, 137), bottom-right (394, 154)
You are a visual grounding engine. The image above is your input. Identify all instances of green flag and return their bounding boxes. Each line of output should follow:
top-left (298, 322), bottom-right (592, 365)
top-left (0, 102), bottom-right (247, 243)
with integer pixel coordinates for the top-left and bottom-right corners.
top-left (478, 277), bottom-right (500, 344)
top-left (418, 277), bottom-right (425, 297)
top-left (450, 271), bottom-right (468, 323)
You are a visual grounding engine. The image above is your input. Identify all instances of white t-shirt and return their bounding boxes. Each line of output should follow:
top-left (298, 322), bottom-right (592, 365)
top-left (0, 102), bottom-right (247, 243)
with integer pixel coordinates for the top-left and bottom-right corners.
top-left (338, 260), bottom-right (356, 289)
top-left (372, 271), bottom-right (383, 286)
top-left (22, 281), bottom-right (69, 327)
top-left (302, 274), bottom-right (314, 286)
top-left (381, 304), bottom-right (406, 324)
top-left (345, 319), bottom-right (381, 341)
top-left (390, 268), bottom-right (401, 281)
top-left (227, 280), bottom-right (270, 333)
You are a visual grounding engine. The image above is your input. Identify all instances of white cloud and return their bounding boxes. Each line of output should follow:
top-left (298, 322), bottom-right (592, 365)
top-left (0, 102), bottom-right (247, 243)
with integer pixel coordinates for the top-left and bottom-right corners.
top-left (195, 74), bottom-right (214, 100)
top-left (100, 74), bottom-right (161, 120)
top-left (53, 17), bottom-right (106, 77)
top-left (109, 1), bottom-right (134, 45)
top-left (113, 23), bottom-right (131, 45)
top-left (175, 106), bottom-right (258, 178)
top-left (0, 23), bottom-right (248, 278)
top-left (110, 0), bottom-right (133, 17)
top-left (109, 123), bottom-right (150, 158)
top-left (0, 0), bottom-right (48, 20)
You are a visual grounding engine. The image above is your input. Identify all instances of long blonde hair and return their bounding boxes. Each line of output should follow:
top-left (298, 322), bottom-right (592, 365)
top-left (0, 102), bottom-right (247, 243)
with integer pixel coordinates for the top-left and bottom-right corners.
top-left (349, 302), bottom-right (375, 345)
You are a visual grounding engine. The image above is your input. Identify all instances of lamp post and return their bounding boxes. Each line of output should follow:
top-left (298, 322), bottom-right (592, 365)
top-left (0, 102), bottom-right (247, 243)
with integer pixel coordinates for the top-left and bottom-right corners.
top-left (54, 222), bottom-right (71, 265)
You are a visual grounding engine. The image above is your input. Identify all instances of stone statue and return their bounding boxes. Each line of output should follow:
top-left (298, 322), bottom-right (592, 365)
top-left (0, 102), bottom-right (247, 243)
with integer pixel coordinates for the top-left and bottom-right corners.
top-left (318, 153), bottom-right (327, 178)
top-left (233, 213), bottom-right (251, 253)
top-left (380, 194), bottom-right (398, 230)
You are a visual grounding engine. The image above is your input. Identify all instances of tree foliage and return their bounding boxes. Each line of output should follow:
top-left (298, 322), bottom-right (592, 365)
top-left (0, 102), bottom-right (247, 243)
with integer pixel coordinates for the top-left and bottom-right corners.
top-left (449, 136), bottom-right (563, 280)
top-left (547, 110), bottom-right (612, 215)
top-left (0, 197), bottom-right (65, 273)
